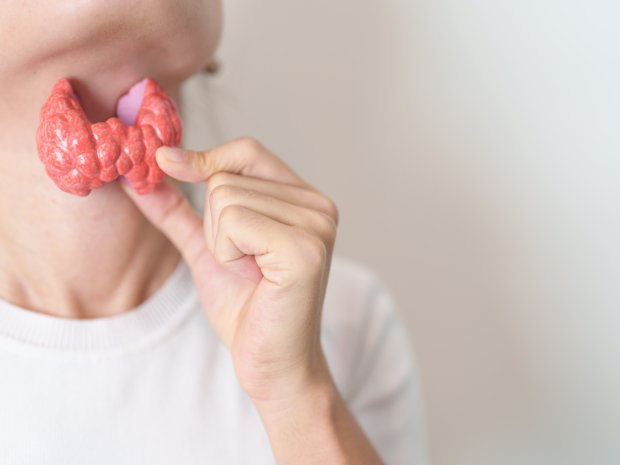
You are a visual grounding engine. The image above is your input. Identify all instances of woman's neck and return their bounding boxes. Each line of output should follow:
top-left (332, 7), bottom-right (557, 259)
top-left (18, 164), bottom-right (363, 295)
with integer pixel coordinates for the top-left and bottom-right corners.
top-left (0, 74), bottom-right (181, 319)
top-left (0, 0), bottom-right (222, 319)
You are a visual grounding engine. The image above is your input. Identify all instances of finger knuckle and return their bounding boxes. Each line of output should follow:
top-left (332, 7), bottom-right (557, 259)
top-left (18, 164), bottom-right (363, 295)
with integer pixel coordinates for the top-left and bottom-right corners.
top-left (209, 184), bottom-right (236, 210)
top-left (234, 136), bottom-right (264, 155)
top-left (304, 191), bottom-right (339, 225)
top-left (231, 137), bottom-right (280, 168)
top-left (304, 237), bottom-right (328, 270)
top-left (206, 172), bottom-right (233, 205)
top-left (218, 204), bottom-right (246, 227)
top-left (196, 149), bottom-right (215, 175)
top-left (318, 195), bottom-right (339, 225)
top-left (291, 226), bottom-right (327, 269)
top-left (312, 212), bottom-right (337, 244)
top-left (206, 171), bottom-right (233, 192)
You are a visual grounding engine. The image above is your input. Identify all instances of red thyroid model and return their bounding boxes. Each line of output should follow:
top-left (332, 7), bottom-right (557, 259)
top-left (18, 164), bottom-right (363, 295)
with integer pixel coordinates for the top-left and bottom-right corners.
top-left (36, 78), bottom-right (183, 196)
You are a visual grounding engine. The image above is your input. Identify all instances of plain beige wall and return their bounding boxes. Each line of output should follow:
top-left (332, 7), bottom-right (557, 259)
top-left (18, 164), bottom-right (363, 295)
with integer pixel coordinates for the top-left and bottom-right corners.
top-left (181, 1), bottom-right (620, 464)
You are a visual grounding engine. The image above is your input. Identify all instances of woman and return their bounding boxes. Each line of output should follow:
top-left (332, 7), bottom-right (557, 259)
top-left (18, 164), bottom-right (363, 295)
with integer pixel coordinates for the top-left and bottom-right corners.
top-left (0, 1), bottom-right (427, 463)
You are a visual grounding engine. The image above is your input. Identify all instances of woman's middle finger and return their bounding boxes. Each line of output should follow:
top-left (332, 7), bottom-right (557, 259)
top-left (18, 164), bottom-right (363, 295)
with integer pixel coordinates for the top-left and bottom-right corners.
top-left (205, 172), bottom-right (339, 224)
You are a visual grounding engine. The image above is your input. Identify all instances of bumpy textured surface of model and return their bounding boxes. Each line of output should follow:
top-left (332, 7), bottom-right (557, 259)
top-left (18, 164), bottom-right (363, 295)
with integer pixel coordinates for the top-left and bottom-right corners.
top-left (36, 78), bottom-right (183, 196)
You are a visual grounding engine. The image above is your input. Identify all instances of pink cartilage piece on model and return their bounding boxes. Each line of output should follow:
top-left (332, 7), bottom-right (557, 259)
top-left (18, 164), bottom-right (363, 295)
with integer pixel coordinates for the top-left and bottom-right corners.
top-left (36, 77), bottom-right (183, 196)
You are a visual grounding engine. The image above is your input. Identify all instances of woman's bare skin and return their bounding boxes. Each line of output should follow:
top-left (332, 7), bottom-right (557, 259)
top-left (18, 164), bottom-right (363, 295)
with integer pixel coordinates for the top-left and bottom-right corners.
top-left (0, 1), bottom-right (383, 463)
top-left (0, 0), bottom-right (220, 318)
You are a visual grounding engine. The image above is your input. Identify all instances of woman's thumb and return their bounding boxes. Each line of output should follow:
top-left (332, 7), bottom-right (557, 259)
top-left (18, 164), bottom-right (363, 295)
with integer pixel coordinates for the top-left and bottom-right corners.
top-left (119, 178), bottom-right (208, 268)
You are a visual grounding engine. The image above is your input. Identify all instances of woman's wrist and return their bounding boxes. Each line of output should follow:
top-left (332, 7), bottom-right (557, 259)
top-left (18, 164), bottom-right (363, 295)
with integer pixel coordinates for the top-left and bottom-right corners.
top-left (255, 373), bottom-right (347, 464)
top-left (250, 359), bottom-right (334, 419)
top-left (253, 370), bottom-right (384, 465)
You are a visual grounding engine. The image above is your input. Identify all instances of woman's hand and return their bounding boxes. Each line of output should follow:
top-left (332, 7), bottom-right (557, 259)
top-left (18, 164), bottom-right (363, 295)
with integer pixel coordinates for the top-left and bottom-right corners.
top-left (122, 137), bottom-right (383, 464)
top-left (124, 137), bottom-right (337, 405)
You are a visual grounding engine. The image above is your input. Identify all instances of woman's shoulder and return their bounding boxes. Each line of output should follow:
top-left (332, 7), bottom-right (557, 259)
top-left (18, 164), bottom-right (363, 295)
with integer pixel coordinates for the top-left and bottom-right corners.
top-left (322, 256), bottom-right (428, 465)
top-left (326, 255), bottom-right (380, 292)
top-left (322, 255), bottom-right (394, 333)
top-left (321, 255), bottom-right (406, 395)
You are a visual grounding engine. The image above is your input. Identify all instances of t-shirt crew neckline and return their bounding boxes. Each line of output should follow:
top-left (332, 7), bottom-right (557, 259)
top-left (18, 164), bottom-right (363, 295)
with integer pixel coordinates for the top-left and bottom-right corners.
top-left (0, 258), bottom-right (197, 354)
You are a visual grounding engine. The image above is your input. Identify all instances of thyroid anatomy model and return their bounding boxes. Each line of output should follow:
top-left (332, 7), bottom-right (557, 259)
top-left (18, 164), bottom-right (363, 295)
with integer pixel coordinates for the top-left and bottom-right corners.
top-left (36, 78), bottom-right (183, 196)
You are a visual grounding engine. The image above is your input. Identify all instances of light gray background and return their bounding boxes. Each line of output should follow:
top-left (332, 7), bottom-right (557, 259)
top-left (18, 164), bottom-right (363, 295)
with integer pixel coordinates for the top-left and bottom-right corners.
top-left (180, 1), bottom-right (620, 464)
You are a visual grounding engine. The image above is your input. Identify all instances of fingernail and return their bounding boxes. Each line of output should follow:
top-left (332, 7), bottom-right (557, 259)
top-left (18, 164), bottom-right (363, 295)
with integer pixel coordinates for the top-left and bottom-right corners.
top-left (161, 147), bottom-right (188, 163)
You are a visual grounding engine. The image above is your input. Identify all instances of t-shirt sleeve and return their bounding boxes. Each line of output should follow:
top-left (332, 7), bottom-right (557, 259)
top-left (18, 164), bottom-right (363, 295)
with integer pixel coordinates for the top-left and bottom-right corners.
top-left (321, 259), bottom-right (429, 465)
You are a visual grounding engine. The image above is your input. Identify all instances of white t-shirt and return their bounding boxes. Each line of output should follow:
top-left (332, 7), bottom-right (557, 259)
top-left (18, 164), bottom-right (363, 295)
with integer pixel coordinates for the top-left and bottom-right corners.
top-left (0, 256), bottom-right (428, 464)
